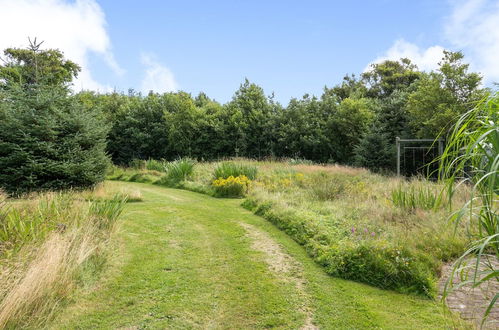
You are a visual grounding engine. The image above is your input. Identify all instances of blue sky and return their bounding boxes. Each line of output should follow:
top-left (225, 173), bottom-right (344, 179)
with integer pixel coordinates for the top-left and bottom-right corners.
top-left (1, 0), bottom-right (498, 104)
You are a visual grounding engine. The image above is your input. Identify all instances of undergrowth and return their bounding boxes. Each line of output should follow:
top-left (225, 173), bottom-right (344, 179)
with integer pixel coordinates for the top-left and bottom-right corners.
top-left (107, 159), bottom-right (469, 296)
top-left (0, 184), bottom-right (129, 328)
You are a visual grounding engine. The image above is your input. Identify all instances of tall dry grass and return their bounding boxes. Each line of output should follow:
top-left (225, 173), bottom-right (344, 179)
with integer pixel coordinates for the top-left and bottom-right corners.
top-left (0, 184), bottom-right (129, 328)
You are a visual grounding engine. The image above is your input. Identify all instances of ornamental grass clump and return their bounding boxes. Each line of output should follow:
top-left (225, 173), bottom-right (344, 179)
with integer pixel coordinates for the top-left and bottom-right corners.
top-left (439, 92), bottom-right (499, 324)
top-left (213, 162), bottom-right (257, 180)
top-left (391, 185), bottom-right (442, 211)
top-left (155, 158), bottom-right (195, 187)
top-left (212, 175), bottom-right (251, 197)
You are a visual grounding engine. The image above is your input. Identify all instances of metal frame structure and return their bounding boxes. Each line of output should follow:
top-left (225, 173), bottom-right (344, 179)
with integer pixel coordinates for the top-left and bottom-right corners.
top-left (396, 137), bottom-right (444, 176)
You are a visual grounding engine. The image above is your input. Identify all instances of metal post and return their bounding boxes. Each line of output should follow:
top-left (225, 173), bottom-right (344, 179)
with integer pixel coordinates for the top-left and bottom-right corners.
top-left (396, 137), bottom-right (400, 176)
top-left (438, 138), bottom-right (444, 158)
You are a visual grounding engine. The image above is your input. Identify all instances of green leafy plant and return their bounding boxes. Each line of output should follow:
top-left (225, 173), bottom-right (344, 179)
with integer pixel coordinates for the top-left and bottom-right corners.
top-left (439, 92), bottom-right (498, 324)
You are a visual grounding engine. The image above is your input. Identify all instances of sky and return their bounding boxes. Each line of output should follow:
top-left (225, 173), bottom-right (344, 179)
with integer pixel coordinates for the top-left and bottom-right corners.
top-left (0, 0), bottom-right (498, 104)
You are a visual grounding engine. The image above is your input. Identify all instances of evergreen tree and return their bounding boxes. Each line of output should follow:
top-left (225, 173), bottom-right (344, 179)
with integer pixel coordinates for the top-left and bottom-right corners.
top-left (0, 42), bottom-right (109, 194)
top-left (354, 126), bottom-right (394, 173)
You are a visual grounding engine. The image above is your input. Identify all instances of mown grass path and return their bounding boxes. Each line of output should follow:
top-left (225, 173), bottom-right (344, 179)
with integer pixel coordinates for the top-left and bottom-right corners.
top-left (51, 181), bottom-right (462, 329)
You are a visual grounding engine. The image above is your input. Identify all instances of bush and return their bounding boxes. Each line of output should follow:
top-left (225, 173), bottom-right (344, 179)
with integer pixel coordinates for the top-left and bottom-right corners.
top-left (212, 175), bottom-right (251, 197)
top-left (89, 194), bottom-right (128, 230)
top-left (0, 86), bottom-right (110, 195)
top-left (213, 162), bottom-right (257, 180)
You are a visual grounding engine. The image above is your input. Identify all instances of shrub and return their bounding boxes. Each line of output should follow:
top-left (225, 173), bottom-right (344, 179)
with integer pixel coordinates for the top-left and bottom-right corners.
top-left (212, 175), bottom-right (251, 197)
top-left (165, 158), bottom-right (195, 182)
top-left (0, 86), bottom-right (110, 195)
top-left (354, 126), bottom-right (394, 173)
top-left (213, 162), bottom-right (257, 180)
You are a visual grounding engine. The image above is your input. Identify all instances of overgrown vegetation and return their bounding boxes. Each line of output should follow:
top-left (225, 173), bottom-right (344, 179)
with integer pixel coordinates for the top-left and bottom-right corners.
top-left (0, 184), bottom-right (129, 328)
top-left (391, 184), bottom-right (443, 211)
top-left (110, 160), bottom-right (469, 296)
top-left (212, 175), bottom-right (251, 197)
top-left (213, 162), bottom-right (258, 180)
top-left (440, 92), bottom-right (499, 323)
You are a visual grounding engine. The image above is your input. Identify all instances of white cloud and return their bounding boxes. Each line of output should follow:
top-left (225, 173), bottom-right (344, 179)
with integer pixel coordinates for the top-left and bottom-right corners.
top-left (0, 0), bottom-right (122, 91)
top-left (444, 0), bottom-right (499, 82)
top-left (369, 0), bottom-right (499, 83)
top-left (367, 39), bottom-right (445, 72)
top-left (140, 53), bottom-right (178, 94)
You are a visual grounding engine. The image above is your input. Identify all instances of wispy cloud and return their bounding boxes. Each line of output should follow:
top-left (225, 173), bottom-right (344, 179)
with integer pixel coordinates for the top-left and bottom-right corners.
top-left (0, 0), bottom-right (123, 91)
top-left (368, 0), bottom-right (499, 83)
top-left (140, 52), bottom-right (178, 94)
top-left (444, 0), bottom-right (499, 82)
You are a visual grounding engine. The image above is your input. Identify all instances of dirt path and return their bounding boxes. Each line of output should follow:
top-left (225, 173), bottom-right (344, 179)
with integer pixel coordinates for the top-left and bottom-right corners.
top-left (240, 223), bottom-right (317, 329)
top-left (48, 181), bottom-right (464, 329)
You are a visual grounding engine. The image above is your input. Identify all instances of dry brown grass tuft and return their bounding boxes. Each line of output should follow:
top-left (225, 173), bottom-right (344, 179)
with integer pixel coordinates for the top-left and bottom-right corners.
top-left (0, 187), bottom-right (124, 328)
top-left (0, 228), bottom-right (96, 328)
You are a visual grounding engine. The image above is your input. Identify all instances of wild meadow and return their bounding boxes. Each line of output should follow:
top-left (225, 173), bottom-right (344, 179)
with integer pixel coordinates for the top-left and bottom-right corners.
top-left (0, 184), bottom-right (134, 328)
top-left (108, 158), bottom-right (471, 296)
top-left (0, 37), bottom-right (496, 328)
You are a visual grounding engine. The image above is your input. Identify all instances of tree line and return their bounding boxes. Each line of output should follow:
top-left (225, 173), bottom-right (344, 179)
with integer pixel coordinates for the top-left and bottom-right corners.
top-left (82, 51), bottom-right (484, 170)
top-left (0, 42), bottom-right (487, 193)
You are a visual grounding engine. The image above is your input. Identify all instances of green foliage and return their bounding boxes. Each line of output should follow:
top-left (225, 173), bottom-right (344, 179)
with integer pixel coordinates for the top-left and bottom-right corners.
top-left (0, 39), bottom-right (80, 88)
top-left (391, 185), bottom-right (442, 210)
top-left (89, 193), bottom-right (128, 230)
top-left (107, 93), bottom-right (170, 164)
top-left (145, 159), bottom-right (167, 172)
top-left (354, 127), bottom-right (394, 173)
top-left (406, 51), bottom-right (484, 138)
top-left (155, 158), bottom-right (195, 186)
top-left (213, 162), bottom-right (257, 180)
top-left (362, 58), bottom-right (420, 99)
top-left (0, 43), bottom-right (109, 195)
top-left (224, 79), bottom-right (277, 158)
top-left (0, 85), bottom-right (109, 195)
top-left (439, 92), bottom-right (499, 323)
top-left (212, 175), bottom-right (251, 198)
top-left (308, 172), bottom-right (350, 201)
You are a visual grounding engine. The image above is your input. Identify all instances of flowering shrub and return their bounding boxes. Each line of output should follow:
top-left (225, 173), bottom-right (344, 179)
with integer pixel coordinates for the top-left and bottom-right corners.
top-left (212, 175), bottom-right (251, 197)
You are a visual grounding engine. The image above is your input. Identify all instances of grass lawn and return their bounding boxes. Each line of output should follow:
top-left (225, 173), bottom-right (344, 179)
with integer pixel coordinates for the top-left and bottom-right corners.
top-left (49, 181), bottom-right (466, 329)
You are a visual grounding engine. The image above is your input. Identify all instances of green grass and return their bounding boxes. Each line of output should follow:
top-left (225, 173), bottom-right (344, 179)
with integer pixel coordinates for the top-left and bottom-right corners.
top-left (107, 160), bottom-right (469, 296)
top-left (49, 181), bottom-right (466, 329)
top-left (391, 184), bottom-right (443, 211)
top-left (213, 161), bottom-right (258, 180)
